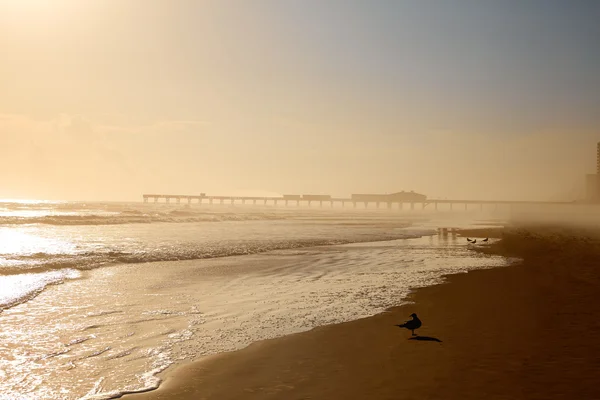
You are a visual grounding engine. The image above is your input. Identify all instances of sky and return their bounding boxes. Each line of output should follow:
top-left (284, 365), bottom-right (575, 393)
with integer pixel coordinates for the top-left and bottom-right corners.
top-left (1, 0), bottom-right (599, 201)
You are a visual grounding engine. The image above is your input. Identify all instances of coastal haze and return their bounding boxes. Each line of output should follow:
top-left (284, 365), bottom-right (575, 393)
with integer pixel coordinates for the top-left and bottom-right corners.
top-left (1, 1), bottom-right (599, 202)
top-left (0, 201), bottom-right (512, 399)
top-left (1, 1), bottom-right (600, 400)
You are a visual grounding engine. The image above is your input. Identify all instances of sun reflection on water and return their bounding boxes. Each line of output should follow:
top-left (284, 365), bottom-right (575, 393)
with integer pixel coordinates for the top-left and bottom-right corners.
top-left (0, 228), bottom-right (76, 256)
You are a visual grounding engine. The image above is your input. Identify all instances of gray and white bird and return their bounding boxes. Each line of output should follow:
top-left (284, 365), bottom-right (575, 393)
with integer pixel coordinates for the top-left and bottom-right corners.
top-left (482, 238), bottom-right (489, 242)
top-left (395, 313), bottom-right (422, 336)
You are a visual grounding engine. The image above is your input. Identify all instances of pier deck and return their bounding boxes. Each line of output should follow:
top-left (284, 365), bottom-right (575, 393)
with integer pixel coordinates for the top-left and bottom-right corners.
top-left (142, 194), bottom-right (573, 211)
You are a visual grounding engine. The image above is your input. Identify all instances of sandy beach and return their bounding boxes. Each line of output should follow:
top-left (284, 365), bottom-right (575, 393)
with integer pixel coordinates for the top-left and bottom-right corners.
top-left (126, 226), bottom-right (600, 400)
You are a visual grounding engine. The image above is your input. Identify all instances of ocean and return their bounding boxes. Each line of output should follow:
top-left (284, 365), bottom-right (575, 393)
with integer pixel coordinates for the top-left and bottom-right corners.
top-left (0, 200), bottom-right (513, 399)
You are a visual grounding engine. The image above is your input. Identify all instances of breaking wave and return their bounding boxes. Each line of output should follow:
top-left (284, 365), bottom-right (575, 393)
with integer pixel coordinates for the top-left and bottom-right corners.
top-left (0, 211), bottom-right (284, 226)
top-left (0, 269), bottom-right (82, 311)
top-left (0, 233), bottom-right (420, 276)
top-left (0, 227), bottom-right (433, 311)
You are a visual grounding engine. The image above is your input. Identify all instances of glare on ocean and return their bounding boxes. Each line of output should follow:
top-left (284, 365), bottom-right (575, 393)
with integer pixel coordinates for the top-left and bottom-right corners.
top-left (0, 229), bottom-right (75, 256)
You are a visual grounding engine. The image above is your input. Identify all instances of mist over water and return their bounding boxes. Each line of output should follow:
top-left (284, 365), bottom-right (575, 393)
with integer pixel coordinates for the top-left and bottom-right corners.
top-left (0, 200), bottom-right (514, 399)
top-left (0, 1), bottom-right (598, 399)
top-left (0, 200), bottom-right (427, 311)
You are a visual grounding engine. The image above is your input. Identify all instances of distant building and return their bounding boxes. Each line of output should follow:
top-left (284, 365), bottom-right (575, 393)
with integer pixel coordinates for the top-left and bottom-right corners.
top-left (351, 194), bottom-right (389, 202)
top-left (351, 191), bottom-right (427, 202)
top-left (585, 142), bottom-right (600, 202)
top-left (586, 174), bottom-right (599, 202)
top-left (302, 194), bottom-right (332, 201)
top-left (388, 191), bottom-right (427, 202)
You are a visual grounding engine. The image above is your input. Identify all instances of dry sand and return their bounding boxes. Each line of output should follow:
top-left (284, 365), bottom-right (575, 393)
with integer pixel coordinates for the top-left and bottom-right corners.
top-left (126, 226), bottom-right (600, 400)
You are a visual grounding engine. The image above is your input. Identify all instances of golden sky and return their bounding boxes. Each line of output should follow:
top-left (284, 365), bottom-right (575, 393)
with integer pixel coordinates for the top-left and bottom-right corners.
top-left (1, 1), bottom-right (599, 201)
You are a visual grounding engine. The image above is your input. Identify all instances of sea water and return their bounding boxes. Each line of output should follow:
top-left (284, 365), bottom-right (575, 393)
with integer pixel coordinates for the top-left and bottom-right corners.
top-left (0, 200), bottom-right (512, 399)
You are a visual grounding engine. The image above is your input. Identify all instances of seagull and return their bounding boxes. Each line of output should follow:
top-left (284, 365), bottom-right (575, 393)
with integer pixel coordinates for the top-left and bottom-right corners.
top-left (471, 239), bottom-right (477, 244)
top-left (466, 238), bottom-right (474, 243)
top-left (482, 238), bottom-right (489, 242)
top-left (395, 313), bottom-right (422, 336)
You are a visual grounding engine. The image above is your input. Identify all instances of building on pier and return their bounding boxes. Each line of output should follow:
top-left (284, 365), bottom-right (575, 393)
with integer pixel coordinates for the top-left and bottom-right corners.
top-left (585, 142), bottom-right (600, 202)
top-left (351, 191), bottom-right (426, 202)
top-left (302, 194), bottom-right (332, 201)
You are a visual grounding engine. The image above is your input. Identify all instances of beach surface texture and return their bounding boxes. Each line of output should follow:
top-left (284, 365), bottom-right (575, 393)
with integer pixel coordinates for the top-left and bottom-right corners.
top-left (127, 226), bottom-right (600, 400)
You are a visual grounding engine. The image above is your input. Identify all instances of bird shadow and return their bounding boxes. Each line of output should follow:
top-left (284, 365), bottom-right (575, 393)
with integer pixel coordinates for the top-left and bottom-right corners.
top-left (408, 335), bottom-right (442, 343)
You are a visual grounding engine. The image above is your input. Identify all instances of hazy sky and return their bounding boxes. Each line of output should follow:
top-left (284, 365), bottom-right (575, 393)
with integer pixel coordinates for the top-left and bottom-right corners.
top-left (1, 0), bottom-right (599, 201)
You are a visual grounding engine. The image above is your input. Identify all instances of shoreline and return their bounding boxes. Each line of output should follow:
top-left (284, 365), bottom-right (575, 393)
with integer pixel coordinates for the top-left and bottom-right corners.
top-left (2, 225), bottom-right (498, 399)
top-left (113, 230), bottom-right (501, 399)
top-left (0, 222), bottom-right (428, 314)
top-left (125, 226), bottom-right (600, 399)
top-left (122, 228), bottom-right (505, 400)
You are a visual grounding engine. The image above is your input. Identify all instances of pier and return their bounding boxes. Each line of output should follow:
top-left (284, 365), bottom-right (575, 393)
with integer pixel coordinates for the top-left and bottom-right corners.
top-left (142, 193), bottom-right (573, 211)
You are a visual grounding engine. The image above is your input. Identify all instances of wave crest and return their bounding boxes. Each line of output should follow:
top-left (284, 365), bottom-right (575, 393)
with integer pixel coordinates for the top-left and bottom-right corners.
top-left (0, 232), bottom-right (425, 277)
top-left (0, 212), bottom-right (283, 226)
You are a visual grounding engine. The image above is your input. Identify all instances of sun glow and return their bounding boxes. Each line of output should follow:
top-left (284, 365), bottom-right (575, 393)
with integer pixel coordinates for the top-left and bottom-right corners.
top-left (0, 0), bottom-right (85, 32)
top-left (0, 229), bottom-right (73, 256)
top-left (1, 0), bottom-right (62, 15)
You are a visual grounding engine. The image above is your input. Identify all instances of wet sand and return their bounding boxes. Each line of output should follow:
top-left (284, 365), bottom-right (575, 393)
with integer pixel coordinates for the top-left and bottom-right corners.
top-left (126, 226), bottom-right (600, 400)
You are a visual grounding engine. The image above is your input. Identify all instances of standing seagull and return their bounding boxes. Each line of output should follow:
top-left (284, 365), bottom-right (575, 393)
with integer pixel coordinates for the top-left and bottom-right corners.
top-left (466, 238), bottom-right (474, 243)
top-left (482, 238), bottom-right (489, 242)
top-left (395, 313), bottom-right (422, 336)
